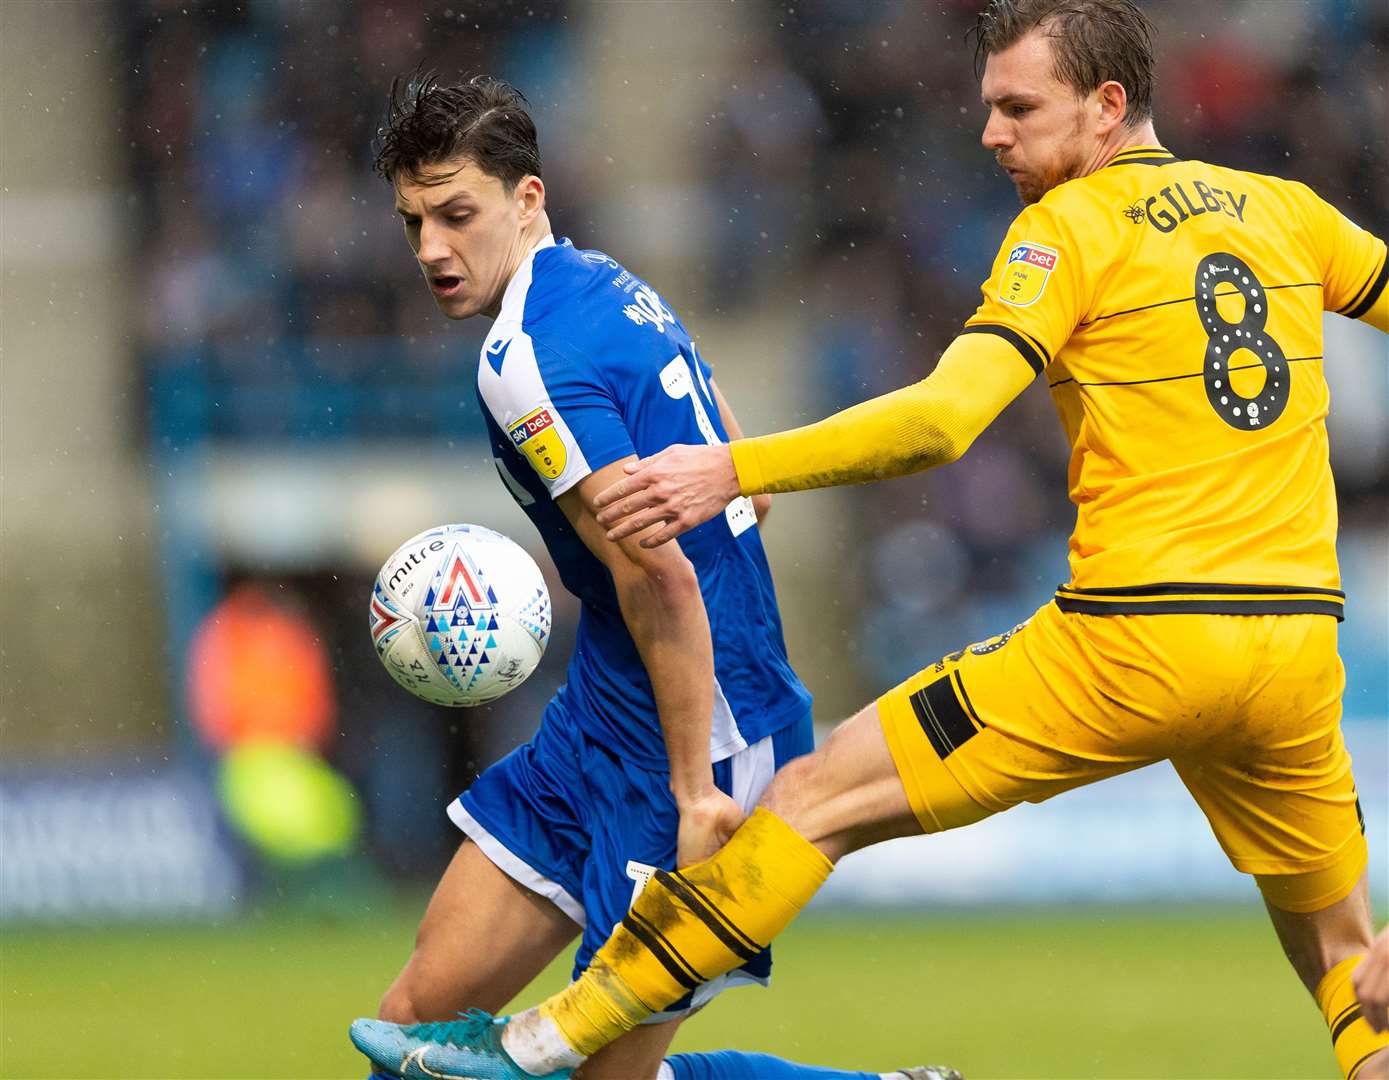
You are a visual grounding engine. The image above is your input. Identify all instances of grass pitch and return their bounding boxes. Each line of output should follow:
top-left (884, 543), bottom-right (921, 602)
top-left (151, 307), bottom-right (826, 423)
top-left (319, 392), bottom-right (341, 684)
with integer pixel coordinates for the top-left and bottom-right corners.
top-left (1, 901), bottom-right (1339, 1079)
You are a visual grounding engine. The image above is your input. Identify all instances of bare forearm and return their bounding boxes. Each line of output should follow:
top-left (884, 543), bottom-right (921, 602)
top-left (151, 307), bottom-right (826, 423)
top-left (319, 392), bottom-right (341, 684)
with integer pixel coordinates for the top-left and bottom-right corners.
top-left (614, 566), bottom-right (716, 801)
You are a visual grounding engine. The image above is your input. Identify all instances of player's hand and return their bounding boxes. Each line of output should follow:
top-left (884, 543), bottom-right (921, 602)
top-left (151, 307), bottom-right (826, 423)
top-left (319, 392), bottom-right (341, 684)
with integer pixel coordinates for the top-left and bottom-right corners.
top-left (594, 444), bottom-right (740, 548)
top-left (1354, 925), bottom-right (1389, 1033)
top-left (676, 788), bottom-right (746, 867)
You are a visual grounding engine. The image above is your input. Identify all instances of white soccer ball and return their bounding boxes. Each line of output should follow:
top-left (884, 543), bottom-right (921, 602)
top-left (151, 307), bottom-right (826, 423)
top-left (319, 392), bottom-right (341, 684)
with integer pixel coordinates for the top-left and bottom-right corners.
top-left (369, 524), bottom-right (551, 707)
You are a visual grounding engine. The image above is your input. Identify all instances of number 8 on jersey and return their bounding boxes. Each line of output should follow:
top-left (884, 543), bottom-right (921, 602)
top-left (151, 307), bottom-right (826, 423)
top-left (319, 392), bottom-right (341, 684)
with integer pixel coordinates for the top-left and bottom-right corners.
top-left (1195, 252), bottom-right (1289, 431)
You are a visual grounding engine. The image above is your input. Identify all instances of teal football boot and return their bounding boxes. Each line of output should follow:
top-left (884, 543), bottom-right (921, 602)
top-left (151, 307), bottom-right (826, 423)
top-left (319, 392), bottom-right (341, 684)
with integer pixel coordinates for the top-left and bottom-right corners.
top-left (349, 1010), bottom-right (572, 1080)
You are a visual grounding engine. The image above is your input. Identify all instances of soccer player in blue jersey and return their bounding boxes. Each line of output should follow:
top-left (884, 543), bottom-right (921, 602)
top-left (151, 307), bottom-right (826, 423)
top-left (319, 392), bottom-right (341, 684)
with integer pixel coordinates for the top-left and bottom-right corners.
top-left (349, 74), bottom-right (960, 1080)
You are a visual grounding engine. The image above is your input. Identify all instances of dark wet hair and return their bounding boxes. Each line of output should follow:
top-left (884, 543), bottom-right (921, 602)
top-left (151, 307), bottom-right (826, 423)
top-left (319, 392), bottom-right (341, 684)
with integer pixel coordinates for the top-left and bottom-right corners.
top-left (373, 71), bottom-right (541, 187)
top-left (973, 0), bottom-right (1156, 127)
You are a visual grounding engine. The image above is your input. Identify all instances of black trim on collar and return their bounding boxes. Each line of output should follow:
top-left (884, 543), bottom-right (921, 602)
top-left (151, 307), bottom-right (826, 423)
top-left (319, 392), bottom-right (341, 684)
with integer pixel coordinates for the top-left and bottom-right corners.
top-left (1105, 147), bottom-right (1178, 168)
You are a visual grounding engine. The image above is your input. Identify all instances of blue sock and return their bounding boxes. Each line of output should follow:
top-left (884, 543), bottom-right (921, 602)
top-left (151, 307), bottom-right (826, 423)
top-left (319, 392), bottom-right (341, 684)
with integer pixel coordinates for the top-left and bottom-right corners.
top-left (665, 1051), bottom-right (884, 1080)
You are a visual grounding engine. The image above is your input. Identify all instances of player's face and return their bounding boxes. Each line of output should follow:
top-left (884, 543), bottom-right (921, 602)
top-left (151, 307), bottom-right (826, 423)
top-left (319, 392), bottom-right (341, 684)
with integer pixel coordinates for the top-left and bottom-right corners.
top-left (980, 30), bottom-right (1091, 205)
top-left (394, 158), bottom-right (535, 320)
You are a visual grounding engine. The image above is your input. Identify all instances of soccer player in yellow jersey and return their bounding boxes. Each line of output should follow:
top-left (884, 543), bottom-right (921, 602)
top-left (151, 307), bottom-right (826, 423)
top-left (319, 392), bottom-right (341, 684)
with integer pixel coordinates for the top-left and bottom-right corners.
top-left (350, 2), bottom-right (1388, 1077)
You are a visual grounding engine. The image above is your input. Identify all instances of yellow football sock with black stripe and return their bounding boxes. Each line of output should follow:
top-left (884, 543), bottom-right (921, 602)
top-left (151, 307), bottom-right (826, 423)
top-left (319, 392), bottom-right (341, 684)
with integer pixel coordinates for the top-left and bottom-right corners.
top-left (540, 808), bottom-right (832, 1056)
top-left (1317, 954), bottom-right (1389, 1078)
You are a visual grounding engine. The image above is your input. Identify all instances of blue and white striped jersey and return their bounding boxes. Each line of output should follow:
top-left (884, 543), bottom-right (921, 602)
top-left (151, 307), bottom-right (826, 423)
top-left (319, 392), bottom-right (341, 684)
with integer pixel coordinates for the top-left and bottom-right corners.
top-left (476, 236), bottom-right (811, 769)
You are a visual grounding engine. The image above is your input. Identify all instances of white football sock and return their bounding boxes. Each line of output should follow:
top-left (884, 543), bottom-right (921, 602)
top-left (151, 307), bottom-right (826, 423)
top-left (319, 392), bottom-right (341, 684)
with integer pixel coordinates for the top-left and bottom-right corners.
top-left (501, 1007), bottom-right (587, 1077)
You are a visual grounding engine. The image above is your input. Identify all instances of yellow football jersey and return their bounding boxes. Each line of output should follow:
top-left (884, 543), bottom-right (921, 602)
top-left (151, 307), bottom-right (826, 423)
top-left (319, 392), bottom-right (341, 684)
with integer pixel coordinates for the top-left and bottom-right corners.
top-left (965, 145), bottom-right (1388, 618)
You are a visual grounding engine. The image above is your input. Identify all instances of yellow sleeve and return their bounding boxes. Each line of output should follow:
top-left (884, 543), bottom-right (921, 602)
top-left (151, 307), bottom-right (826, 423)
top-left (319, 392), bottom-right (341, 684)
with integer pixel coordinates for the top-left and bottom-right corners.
top-left (1299, 184), bottom-right (1388, 325)
top-left (729, 332), bottom-right (1036, 496)
top-left (962, 197), bottom-right (1092, 369)
top-left (1359, 284), bottom-right (1389, 334)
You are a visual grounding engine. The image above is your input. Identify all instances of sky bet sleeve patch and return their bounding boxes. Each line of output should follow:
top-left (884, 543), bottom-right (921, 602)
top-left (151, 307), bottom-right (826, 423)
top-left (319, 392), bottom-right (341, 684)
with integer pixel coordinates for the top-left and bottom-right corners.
top-left (999, 242), bottom-right (1059, 307)
top-left (476, 328), bottom-right (612, 501)
top-left (508, 407), bottom-right (568, 480)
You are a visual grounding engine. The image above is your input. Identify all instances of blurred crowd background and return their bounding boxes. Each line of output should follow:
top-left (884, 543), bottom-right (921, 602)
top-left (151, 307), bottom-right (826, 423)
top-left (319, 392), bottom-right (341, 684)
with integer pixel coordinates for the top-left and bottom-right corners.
top-left (3, 0), bottom-right (1385, 920)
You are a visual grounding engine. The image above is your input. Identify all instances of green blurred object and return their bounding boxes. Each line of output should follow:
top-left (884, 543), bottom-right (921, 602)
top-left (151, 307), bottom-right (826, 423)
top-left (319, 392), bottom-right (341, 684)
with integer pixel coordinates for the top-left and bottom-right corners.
top-left (0, 906), bottom-right (1350, 1079)
top-left (218, 741), bottom-right (361, 862)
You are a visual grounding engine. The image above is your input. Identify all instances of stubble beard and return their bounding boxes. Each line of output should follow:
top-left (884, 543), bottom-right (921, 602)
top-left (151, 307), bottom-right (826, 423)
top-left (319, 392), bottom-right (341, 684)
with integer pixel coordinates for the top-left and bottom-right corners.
top-left (1016, 143), bottom-right (1088, 205)
top-left (1012, 111), bottom-right (1090, 205)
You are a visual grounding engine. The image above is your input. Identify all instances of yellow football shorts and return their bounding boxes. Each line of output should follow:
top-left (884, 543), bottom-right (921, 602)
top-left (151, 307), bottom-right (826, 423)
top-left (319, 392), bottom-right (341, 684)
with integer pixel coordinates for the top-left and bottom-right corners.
top-left (878, 602), bottom-right (1367, 913)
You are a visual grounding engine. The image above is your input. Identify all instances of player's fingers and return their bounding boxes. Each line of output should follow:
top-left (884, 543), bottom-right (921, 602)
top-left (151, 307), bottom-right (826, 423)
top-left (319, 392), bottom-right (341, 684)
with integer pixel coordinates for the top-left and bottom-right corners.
top-left (625, 449), bottom-right (672, 475)
top-left (1356, 977), bottom-right (1389, 1032)
top-left (596, 490), bottom-right (655, 526)
top-left (606, 509), bottom-right (669, 543)
top-left (640, 514), bottom-right (696, 548)
top-left (594, 472), bottom-right (641, 509)
top-left (609, 481), bottom-right (672, 522)
top-left (1355, 977), bottom-right (1389, 1032)
top-left (639, 523), bottom-right (679, 549)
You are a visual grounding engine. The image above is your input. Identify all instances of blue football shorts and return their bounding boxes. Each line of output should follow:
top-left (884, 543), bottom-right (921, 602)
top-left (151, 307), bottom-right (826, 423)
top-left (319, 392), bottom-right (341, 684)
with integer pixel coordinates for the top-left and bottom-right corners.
top-left (450, 705), bottom-right (813, 1021)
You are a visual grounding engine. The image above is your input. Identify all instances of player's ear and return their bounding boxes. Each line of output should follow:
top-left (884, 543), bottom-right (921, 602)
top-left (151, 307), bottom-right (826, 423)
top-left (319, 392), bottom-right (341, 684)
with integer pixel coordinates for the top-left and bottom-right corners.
top-left (516, 175), bottom-right (545, 225)
top-left (1095, 79), bottom-right (1128, 135)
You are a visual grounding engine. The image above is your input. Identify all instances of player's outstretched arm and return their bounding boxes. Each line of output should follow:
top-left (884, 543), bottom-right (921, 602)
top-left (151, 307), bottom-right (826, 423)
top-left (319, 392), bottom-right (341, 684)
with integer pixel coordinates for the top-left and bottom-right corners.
top-left (1355, 926), bottom-right (1389, 1034)
top-left (557, 459), bottom-right (745, 865)
top-left (596, 331), bottom-right (1036, 546)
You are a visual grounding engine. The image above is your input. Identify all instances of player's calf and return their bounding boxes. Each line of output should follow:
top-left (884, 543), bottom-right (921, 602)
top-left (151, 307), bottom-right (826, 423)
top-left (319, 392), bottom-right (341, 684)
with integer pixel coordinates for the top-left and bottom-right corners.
top-left (1262, 870), bottom-right (1388, 1078)
top-left (1261, 861), bottom-right (1374, 995)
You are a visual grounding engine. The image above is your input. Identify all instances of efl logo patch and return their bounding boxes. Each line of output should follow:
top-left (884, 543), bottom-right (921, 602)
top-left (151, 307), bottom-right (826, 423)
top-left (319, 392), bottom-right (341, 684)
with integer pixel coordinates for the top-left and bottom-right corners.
top-left (999, 241), bottom-right (1059, 307)
top-left (508, 407), bottom-right (567, 480)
